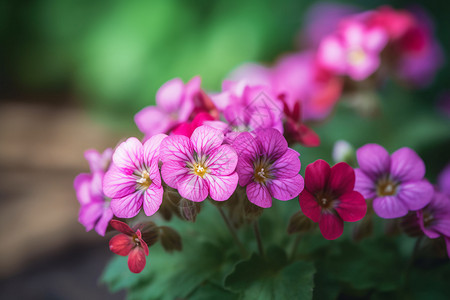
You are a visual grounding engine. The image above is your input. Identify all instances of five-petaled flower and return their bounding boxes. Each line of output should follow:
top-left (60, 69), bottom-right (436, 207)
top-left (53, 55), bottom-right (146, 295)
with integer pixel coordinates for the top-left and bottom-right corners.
top-left (160, 125), bottom-right (239, 202)
top-left (233, 128), bottom-right (304, 208)
top-left (103, 134), bottom-right (167, 218)
top-left (299, 159), bottom-right (367, 240)
top-left (354, 144), bottom-right (433, 219)
top-left (109, 220), bottom-right (154, 273)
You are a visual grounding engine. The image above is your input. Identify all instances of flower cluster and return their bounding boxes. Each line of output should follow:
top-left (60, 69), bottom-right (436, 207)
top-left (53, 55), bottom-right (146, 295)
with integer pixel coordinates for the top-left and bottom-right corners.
top-left (73, 3), bottom-right (447, 277)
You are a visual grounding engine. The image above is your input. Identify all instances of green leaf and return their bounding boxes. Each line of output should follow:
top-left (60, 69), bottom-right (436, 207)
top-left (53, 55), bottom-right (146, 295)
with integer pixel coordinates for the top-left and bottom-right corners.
top-left (189, 282), bottom-right (239, 300)
top-left (225, 249), bottom-right (315, 300)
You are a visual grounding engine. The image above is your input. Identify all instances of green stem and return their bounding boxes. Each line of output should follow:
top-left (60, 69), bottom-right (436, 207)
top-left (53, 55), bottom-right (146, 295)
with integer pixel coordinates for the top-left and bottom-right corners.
top-left (217, 206), bottom-right (248, 257)
top-left (253, 220), bottom-right (265, 257)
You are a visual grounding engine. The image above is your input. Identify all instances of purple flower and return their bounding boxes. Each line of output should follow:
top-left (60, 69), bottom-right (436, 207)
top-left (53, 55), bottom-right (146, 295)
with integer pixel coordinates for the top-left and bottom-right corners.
top-left (103, 134), bottom-right (167, 218)
top-left (417, 191), bottom-right (450, 258)
top-left (438, 164), bottom-right (450, 195)
top-left (160, 125), bottom-right (239, 202)
top-left (134, 77), bottom-right (199, 138)
top-left (233, 129), bottom-right (304, 208)
top-left (74, 149), bottom-right (114, 236)
top-left (317, 19), bottom-right (388, 80)
top-left (355, 144), bottom-right (433, 219)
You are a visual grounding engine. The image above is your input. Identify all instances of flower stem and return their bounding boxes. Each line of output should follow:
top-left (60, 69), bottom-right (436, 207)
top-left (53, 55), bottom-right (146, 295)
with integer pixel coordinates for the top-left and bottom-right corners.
top-left (290, 234), bottom-right (301, 261)
top-left (217, 206), bottom-right (248, 257)
top-left (253, 220), bottom-right (265, 258)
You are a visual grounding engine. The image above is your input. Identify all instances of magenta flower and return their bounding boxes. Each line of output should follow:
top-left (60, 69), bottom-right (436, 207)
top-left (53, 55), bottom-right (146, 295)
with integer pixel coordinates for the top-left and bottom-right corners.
top-left (438, 164), bottom-right (450, 195)
top-left (74, 148), bottom-right (113, 236)
top-left (317, 19), bottom-right (388, 80)
top-left (233, 129), bottom-right (304, 208)
top-left (103, 134), bottom-right (167, 218)
top-left (134, 77), bottom-right (199, 138)
top-left (355, 144), bottom-right (433, 219)
top-left (160, 125), bottom-right (238, 202)
top-left (299, 160), bottom-right (367, 240)
top-left (417, 191), bottom-right (450, 258)
top-left (109, 220), bottom-right (149, 273)
top-left (171, 112), bottom-right (215, 138)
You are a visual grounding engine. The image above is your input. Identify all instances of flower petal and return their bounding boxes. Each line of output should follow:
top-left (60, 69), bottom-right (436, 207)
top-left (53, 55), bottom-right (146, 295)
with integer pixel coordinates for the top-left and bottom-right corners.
top-left (74, 173), bottom-right (93, 206)
top-left (299, 189), bottom-right (321, 222)
top-left (271, 148), bottom-right (301, 178)
top-left (110, 192), bottom-right (144, 218)
top-left (317, 35), bottom-right (346, 72)
top-left (335, 191), bottom-right (367, 222)
top-left (156, 77), bottom-right (184, 112)
top-left (177, 174), bottom-right (209, 202)
top-left (103, 164), bottom-right (137, 199)
top-left (94, 206), bottom-right (114, 236)
top-left (319, 212), bottom-right (344, 240)
top-left (160, 161), bottom-right (189, 189)
top-left (445, 237), bottom-right (450, 259)
top-left (78, 202), bottom-right (103, 232)
top-left (390, 147), bottom-right (426, 182)
top-left (372, 195), bottom-right (408, 219)
top-left (236, 156), bottom-right (254, 186)
top-left (246, 182), bottom-right (272, 208)
top-left (417, 209), bottom-right (441, 239)
top-left (191, 125), bottom-right (224, 156)
top-left (110, 220), bottom-right (135, 235)
top-left (112, 137), bottom-right (143, 171)
top-left (143, 133), bottom-right (167, 165)
top-left (206, 145), bottom-right (238, 176)
top-left (134, 106), bottom-right (174, 136)
top-left (328, 162), bottom-right (355, 197)
top-left (254, 128), bottom-right (288, 161)
top-left (143, 185), bottom-right (164, 216)
top-left (109, 234), bottom-right (134, 256)
top-left (356, 144), bottom-right (390, 178)
top-left (205, 173), bottom-right (239, 201)
top-left (128, 247), bottom-right (147, 273)
top-left (354, 168), bottom-right (376, 199)
top-left (268, 174), bottom-right (304, 201)
top-left (305, 159), bottom-right (330, 194)
top-left (398, 179), bottom-right (433, 211)
top-left (160, 134), bottom-right (194, 164)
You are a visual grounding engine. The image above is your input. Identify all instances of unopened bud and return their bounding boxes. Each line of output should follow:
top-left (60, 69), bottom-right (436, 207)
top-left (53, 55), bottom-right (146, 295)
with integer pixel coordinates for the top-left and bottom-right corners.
top-left (159, 226), bottom-right (182, 252)
top-left (179, 198), bottom-right (202, 222)
top-left (133, 222), bottom-right (159, 247)
top-left (160, 187), bottom-right (183, 221)
top-left (287, 211), bottom-right (315, 235)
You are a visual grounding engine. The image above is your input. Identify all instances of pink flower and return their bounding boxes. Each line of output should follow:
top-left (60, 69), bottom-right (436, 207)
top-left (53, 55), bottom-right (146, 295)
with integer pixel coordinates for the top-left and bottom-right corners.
top-left (299, 160), bottom-right (367, 240)
top-left (160, 125), bottom-right (239, 202)
top-left (317, 19), bottom-right (388, 80)
top-left (171, 112), bottom-right (215, 138)
top-left (103, 134), bottom-right (167, 218)
top-left (233, 129), bottom-right (304, 208)
top-left (74, 149), bottom-right (113, 236)
top-left (438, 164), bottom-right (450, 196)
top-left (109, 220), bottom-right (149, 273)
top-left (134, 77), bottom-right (199, 138)
top-left (367, 6), bottom-right (415, 39)
top-left (354, 144), bottom-right (433, 219)
top-left (417, 191), bottom-right (450, 258)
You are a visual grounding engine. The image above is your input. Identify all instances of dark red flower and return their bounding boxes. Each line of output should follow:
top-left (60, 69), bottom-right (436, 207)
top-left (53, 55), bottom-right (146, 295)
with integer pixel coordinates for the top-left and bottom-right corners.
top-left (299, 160), bottom-right (367, 240)
top-left (109, 220), bottom-right (150, 273)
top-left (171, 112), bottom-right (215, 137)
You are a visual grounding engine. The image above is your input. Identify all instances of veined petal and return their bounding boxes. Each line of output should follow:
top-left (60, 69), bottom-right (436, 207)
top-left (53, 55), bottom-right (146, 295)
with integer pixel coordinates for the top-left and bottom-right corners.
top-left (268, 174), bottom-right (304, 201)
top-left (103, 165), bottom-right (137, 199)
top-left (143, 134), bottom-right (167, 165)
top-left (190, 125), bottom-right (224, 156)
top-left (178, 174), bottom-right (209, 202)
top-left (232, 131), bottom-right (258, 158)
top-left (373, 195), bottom-right (408, 219)
top-left (254, 128), bottom-right (288, 161)
top-left (328, 162), bottom-right (355, 197)
top-left (335, 191), bottom-right (367, 222)
top-left (160, 161), bottom-right (189, 189)
top-left (206, 145), bottom-right (238, 176)
top-left (134, 106), bottom-right (174, 136)
top-left (205, 173), bottom-right (239, 201)
top-left (319, 212), bottom-right (344, 240)
top-left (236, 156), bottom-right (254, 186)
top-left (110, 192), bottom-right (143, 218)
top-left (147, 160), bottom-right (161, 187)
top-left (156, 77), bottom-right (184, 112)
top-left (160, 134), bottom-right (194, 164)
top-left (354, 168), bottom-right (376, 199)
top-left (398, 180), bottom-right (433, 211)
top-left (109, 234), bottom-right (134, 256)
top-left (390, 147), bottom-right (426, 182)
top-left (305, 159), bottom-right (330, 194)
top-left (246, 182), bottom-right (272, 208)
top-left (112, 137), bottom-right (143, 171)
top-left (271, 148), bottom-right (301, 178)
top-left (143, 185), bottom-right (164, 216)
top-left (110, 219), bottom-right (135, 235)
top-left (356, 144), bottom-right (390, 178)
top-left (299, 189), bottom-right (321, 222)
top-left (128, 247), bottom-right (147, 273)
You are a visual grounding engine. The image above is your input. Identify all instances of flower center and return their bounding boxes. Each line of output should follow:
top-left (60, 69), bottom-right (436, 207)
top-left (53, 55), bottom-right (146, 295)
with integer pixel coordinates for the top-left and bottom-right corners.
top-left (132, 235), bottom-right (141, 246)
top-left (422, 211), bottom-right (434, 228)
top-left (348, 48), bottom-right (366, 66)
top-left (254, 166), bottom-right (269, 183)
top-left (136, 170), bottom-right (152, 189)
top-left (315, 191), bottom-right (335, 210)
top-left (193, 163), bottom-right (208, 178)
top-left (376, 177), bottom-right (398, 197)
